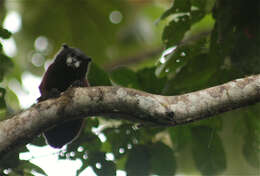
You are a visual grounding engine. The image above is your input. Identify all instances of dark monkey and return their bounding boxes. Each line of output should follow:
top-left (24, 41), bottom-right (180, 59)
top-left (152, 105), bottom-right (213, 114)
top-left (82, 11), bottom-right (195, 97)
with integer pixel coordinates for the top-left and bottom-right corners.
top-left (38, 44), bottom-right (92, 148)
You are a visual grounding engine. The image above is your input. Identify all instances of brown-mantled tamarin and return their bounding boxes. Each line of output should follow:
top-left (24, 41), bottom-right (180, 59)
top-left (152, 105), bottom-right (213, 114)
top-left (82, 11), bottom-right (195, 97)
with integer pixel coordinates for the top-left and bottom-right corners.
top-left (38, 44), bottom-right (92, 148)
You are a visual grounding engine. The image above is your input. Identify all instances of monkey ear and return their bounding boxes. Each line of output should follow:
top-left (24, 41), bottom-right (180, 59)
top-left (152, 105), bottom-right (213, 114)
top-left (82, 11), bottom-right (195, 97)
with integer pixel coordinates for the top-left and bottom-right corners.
top-left (62, 44), bottom-right (69, 48)
top-left (86, 57), bottom-right (92, 62)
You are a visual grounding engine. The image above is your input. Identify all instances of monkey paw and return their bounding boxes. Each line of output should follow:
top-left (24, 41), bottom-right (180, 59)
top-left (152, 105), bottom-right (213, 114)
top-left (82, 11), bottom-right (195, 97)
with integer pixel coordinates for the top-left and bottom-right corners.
top-left (37, 88), bottom-right (61, 102)
top-left (71, 80), bottom-right (85, 87)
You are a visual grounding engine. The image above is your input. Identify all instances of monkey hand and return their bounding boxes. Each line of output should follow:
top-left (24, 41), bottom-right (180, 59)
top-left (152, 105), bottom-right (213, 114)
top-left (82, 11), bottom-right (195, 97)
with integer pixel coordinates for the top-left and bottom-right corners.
top-left (37, 88), bottom-right (61, 102)
top-left (70, 80), bottom-right (87, 88)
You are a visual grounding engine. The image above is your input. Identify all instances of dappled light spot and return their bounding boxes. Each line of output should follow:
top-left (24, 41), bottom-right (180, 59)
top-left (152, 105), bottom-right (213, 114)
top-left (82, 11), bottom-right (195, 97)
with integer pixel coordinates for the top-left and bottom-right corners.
top-left (109, 10), bottom-right (123, 24)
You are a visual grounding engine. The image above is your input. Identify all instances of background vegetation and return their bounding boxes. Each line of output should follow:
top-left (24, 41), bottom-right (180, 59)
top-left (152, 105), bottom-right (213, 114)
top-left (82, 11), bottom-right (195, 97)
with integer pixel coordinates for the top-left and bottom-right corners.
top-left (0, 0), bottom-right (259, 175)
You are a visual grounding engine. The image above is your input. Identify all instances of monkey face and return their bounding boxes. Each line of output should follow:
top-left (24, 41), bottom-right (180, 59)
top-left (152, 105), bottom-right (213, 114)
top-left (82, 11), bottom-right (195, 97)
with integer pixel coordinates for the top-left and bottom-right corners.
top-left (57, 44), bottom-right (91, 71)
top-left (54, 44), bottom-right (92, 78)
top-left (66, 55), bottom-right (81, 68)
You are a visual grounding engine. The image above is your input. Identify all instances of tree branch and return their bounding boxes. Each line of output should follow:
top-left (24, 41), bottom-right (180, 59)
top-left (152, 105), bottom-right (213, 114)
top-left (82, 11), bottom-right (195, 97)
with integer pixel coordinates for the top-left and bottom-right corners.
top-left (1, 74), bottom-right (260, 157)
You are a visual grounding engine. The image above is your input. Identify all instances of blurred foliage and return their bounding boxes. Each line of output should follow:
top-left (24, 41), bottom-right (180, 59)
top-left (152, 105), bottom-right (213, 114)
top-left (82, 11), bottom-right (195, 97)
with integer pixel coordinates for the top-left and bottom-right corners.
top-left (191, 126), bottom-right (226, 175)
top-left (0, 26), bottom-right (13, 119)
top-left (0, 0), bottom-right (260, 176)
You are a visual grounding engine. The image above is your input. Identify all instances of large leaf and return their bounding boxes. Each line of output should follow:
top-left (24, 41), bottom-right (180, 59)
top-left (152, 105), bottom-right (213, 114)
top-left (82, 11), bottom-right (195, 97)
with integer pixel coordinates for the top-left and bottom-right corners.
top-left (136, 67), bottom-right (167, 94)
top-left (0, 146), bottom-right (28, 173)
top-left (149, 142), bottom-right (176, 175)
top-left (164, 52), bottom-right (219, 95)
top-left (161, 0), bottom-right (209, 48)
top-left (160, 0), bottom-right (191, 20)
top-left (0, 149), bottom-right (20, 169)
top-left (169, 126), bottom-right (192, 151)
top-left (19, 160), bottom-right (47, 176)
top-left (243, 132), bottom-right (260, 169)
top-left (162, 15), bottom-right (191, 48)
top-left (88, 63), bottom-right (111, 86)
top-left (61, 132), bottom-right (102, 160)
top-left (242, 108), bottom-right (260, 168)
top-left (191, 126), bottom-right (226, 176)
top-left (103, 124), bottom-right (140, 159)
top-left (157, 33), bottom-right (209, 78)
top-left (109, 67), bottom-right (140, 89)
top-left (125, 145), bottom-right (150, 176)
top-left (155, 45), bottom-right (189, 78)
top-left (88, 152), bottom-right (116, 176)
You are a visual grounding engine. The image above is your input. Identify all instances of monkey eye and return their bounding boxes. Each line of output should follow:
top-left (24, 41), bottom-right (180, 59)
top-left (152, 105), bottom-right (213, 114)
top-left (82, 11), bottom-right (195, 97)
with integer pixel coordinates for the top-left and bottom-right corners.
top-left (86, 57), bottom-right (92, 62)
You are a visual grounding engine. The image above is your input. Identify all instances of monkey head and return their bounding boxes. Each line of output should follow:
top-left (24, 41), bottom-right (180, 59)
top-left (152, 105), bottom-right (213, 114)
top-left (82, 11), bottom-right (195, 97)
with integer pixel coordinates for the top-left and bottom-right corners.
top-left (39, 44), bottom-right (92, 96)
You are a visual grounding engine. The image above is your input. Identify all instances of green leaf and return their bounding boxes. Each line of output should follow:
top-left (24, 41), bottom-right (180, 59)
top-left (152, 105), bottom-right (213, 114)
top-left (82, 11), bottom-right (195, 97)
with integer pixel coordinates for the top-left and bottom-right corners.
top-left (149, 142), bottom-right (176, 175)
top-left (116, 155), bottom-right (127, 170)
top-left (0, 88), bottom-right (6, 110)
top-left (88, 152), bottom-right (116, 176)
top-left (192, 116), bottom-right (223, 130)
top-left (0, 150), bottom-right (20, 169)
top-left (191, 126), bottom-right (226, 176)
top-left (191, 0), bottom-right (208, 11)
top-left (29, 136), bottom-right (46, 147)
top-left (76, 161), bottom-right (88, 176)
top-left (4, 88), bottom-right (20, 113)
top-left (96, 160), bottom-right (116, 176)
top-left (65, 132), bottom-right (102, 157)
top-left (136, 67), bottom-right (167, 94)
top-left (88, 63), bottom-right (111, 86)
top-left (125, 145), bottom-right (150, 176)
top-left (0, 27), bottom-right (12, 39)
top-left (103, 124), bottom-right (140, 159)
top-left (164, 53), bottom-right (217, 94)
top-left (155, 46), bottom-right (189, 78)
top-left (156, 37), bottom-right (209, 80)
top-left (19, 160), bottom-right (47, 176)
top-left (242, 109), bottom-right (260, 168)
top-left (162, 15), bottom-right (191, 48)
top-left (243, 133), bottom-right (260, 168)
top-left (0, 42), bottom-right (3, 51)
top-left (0, 53), bottom-right (13, 82)
top-left (160, 0), bottom-right (191, 20)
top-left (84, 117), bottom-right (99, 130)
top-left (169, 126), bottom-right (191, 151)
top-left (109, 67), bottom-right (140, 89)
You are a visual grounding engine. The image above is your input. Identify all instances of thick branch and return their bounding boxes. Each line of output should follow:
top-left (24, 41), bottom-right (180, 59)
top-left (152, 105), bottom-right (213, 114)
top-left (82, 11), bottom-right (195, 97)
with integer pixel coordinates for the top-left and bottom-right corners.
top-left (0, 74), bottom-right (260, 157)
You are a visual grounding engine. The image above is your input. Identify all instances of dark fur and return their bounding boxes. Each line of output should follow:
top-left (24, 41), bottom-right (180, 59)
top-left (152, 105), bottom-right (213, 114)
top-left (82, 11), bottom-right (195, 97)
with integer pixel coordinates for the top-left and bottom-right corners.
top-left (38, 44), bottom-right (91, 148)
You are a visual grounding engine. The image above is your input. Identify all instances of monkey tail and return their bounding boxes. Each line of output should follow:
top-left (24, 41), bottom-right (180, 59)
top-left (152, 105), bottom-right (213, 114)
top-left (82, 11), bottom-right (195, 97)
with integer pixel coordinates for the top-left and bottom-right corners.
top-left (43, 119), bottom-right (84, 148)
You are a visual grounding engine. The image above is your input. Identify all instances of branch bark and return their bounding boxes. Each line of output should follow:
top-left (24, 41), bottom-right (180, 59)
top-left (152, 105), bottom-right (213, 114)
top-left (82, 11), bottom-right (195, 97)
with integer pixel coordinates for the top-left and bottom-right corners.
top-left (1, 74), bottom-right (260, 158)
